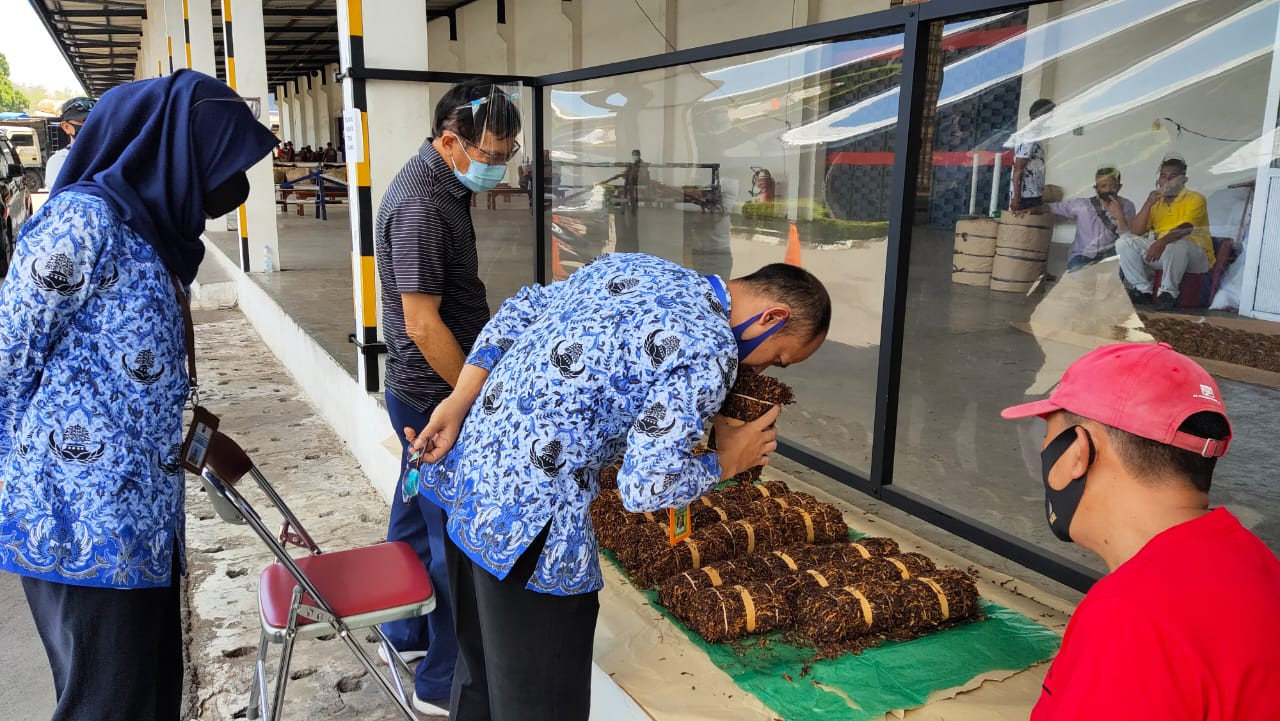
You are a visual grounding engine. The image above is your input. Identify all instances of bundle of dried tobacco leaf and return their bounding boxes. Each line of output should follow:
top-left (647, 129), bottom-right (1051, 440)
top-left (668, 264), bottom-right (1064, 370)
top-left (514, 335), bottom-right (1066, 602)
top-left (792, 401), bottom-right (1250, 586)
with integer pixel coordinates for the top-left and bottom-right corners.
top-left (680, 581), bottom-right (792, 643)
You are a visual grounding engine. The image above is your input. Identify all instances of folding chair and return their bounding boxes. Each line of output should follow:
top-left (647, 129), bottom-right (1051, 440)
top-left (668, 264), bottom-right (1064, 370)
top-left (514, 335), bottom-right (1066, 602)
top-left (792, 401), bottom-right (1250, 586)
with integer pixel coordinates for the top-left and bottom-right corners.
top-left (199, 430), bottom-right (434, 721)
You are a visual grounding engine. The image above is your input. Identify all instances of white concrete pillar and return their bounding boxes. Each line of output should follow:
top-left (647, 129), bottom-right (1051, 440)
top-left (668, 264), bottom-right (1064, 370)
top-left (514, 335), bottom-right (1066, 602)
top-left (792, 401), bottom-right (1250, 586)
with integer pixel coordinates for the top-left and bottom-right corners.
top-left (292, 78), bottom-right (307, 146)
top-left (278, 84), bottom-right (294, 145)
top-left (165, 0), bottom-right (189, 72)
top-left (147, 0), bottom-right (168, 75)
top-left (326, 64), bottom-right (344, 146)
top-left (300, 77), bottom-right (318, 148)
top-left (188, 0), bottom-right (217, 75)
top-left (338, 0), bottom-right (431, 391)
top-left (222, 0), bottom-right (281, 273)
top-left (289, 80), bottom-right (305, 146)
top-left (312, 77), bottom-right (333, 149)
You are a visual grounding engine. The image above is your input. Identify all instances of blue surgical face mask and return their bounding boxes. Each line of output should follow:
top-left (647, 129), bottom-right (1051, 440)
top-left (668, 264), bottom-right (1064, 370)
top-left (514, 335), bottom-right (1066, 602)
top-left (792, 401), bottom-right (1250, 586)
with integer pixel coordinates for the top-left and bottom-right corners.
top-left (733, 313), bottom-right (786, 362)
top-left (705, 275), bottom-right (787, 362)
top-left (449, 137), bottom-right (507, 193)
top-left (1039, 425), bottom-right (1095, 542)
top-left (456, 158), bottom-right (506, 193)
top-left (705, 275), bottom-right (788, 363)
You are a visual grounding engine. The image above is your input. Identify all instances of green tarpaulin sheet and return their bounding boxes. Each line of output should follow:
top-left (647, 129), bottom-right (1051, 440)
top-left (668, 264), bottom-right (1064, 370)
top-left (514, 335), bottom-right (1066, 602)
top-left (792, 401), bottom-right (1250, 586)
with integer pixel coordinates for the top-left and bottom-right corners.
top-left (606, 546), bottom-right (1060, 720)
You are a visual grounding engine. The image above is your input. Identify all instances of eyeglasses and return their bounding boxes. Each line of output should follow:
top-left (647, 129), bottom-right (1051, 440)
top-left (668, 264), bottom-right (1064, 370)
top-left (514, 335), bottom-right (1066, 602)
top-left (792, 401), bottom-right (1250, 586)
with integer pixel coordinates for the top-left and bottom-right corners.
top-left (192, 95), bottom-right (262, 120)
top-left (453, 133), bottom-right (520, 165)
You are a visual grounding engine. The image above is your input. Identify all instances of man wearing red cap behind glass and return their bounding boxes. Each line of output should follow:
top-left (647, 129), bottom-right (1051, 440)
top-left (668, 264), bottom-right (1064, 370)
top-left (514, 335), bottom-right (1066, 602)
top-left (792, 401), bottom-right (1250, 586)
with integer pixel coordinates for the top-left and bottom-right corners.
top-left (1002, 342), bottom-right (1280, 721)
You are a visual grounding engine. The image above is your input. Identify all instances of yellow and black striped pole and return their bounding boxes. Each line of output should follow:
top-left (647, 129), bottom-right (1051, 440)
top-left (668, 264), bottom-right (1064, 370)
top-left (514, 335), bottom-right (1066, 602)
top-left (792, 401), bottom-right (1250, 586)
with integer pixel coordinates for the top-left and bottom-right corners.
top-left (220, 0), bottom-right (251, 272)
top-left (183, 0), bottom-right (192, 68)
top-left (339, 0), bottom-right (381, 391)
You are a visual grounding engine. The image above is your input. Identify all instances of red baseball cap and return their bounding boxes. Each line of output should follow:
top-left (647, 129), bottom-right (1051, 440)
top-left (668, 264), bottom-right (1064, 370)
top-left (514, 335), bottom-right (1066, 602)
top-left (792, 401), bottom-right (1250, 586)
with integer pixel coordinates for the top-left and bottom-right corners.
top-left (1001, 342), bottom-right (1231, 458)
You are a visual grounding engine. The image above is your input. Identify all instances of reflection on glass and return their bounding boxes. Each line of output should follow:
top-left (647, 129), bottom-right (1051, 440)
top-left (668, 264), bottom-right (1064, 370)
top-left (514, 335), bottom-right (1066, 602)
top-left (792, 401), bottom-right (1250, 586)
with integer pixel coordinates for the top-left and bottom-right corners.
top-left (424, 82), bottom-right (542, 309)
top-left (543, 31), bottom-right (906, 475)
top-left (890, 0), bottom-right (1280, 570)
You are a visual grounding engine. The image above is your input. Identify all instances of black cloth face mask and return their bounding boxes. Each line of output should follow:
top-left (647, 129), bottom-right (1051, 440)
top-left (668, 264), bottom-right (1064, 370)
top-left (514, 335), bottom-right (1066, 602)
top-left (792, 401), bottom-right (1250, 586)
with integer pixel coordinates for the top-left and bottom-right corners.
top-left (203, 172), bottom-right (249, 218)
top-left (1040, 425), bottom-right (1096, 542)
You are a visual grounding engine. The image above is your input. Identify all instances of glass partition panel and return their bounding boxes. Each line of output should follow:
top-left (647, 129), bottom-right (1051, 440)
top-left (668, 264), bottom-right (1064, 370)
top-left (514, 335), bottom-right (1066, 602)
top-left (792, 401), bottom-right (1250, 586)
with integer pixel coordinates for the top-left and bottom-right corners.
top-left (378, 82), bottom-right (540, 312)
top-left (453, 82), bottom-right (540, 308)
top-left (894, 0), bottom-right (1280, 571)
top-left (543, 30), bottom-right (905, 475)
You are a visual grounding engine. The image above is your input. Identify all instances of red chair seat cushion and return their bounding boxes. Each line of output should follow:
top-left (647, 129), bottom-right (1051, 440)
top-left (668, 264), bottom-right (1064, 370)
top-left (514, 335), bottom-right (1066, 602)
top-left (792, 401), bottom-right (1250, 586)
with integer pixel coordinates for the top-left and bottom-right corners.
top-left (1150, 237), bottom-right (1236, 309)
top-left (259, 541), bottom-right (433, 629)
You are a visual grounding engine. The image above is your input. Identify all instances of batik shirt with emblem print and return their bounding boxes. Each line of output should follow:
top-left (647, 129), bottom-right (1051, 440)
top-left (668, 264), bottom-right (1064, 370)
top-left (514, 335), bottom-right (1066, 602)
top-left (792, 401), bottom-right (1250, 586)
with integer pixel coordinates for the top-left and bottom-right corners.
top-left (0, 192), bottom-right (189, 589)
top-left (418, 253), bottom-right (739, 595)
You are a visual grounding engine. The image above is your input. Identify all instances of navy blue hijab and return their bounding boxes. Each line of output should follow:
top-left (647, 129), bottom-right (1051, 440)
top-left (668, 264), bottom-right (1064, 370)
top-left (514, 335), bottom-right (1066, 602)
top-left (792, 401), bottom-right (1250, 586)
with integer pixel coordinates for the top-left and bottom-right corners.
top-left (53, 69), bottom-right (278, 285)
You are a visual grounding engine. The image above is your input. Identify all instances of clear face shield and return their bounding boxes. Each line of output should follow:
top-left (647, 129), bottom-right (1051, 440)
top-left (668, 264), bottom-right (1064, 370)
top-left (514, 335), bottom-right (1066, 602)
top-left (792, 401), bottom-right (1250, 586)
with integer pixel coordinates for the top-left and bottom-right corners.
top-left (446, 85), bottom-right (526, 193)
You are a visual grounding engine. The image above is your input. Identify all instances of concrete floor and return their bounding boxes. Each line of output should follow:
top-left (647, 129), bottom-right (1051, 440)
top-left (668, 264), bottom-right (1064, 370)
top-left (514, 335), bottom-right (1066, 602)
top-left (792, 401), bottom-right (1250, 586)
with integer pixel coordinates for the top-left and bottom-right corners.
top-left (3, 192), bottom-right (58, 719)
top-left (0, 572), bottom-right (55, 720)
top-left (207, 198), bottom-right (1280, 581)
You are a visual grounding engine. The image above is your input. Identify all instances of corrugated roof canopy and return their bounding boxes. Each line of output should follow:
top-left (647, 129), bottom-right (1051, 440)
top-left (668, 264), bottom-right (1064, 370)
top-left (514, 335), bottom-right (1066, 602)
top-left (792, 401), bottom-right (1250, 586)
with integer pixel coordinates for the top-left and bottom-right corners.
top-left (28, 0), bottom-right (482, 97)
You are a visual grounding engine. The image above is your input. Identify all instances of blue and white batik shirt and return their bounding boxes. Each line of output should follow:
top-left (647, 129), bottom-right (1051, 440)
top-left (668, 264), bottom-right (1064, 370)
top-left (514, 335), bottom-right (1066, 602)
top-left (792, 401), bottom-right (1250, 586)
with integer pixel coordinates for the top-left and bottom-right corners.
top-left (418, 253), bottom-right (739, 595)
top-left (0, 192), bottom-right (189, 589)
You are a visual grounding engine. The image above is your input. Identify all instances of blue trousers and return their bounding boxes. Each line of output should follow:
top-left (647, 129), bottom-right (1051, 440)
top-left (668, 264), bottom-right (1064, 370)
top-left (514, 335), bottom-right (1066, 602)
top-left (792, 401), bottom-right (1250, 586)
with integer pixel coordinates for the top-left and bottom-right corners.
top-left (20, 551), bottom-right (182, 721)
top-left (381, 390), bottom-right (457, 701)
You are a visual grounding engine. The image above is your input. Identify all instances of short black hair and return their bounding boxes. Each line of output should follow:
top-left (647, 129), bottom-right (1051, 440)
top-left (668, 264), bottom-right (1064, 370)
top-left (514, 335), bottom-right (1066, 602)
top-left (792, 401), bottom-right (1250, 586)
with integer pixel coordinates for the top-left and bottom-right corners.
top-left (1161, 157), bottom-right (1188, 176)
top-left (1095, 166), bottom-right (1120, 183)
top-left (1067, 411), bottom-right (1229, 493)
top-left (433, 81), bottom-right (522, 143)
top-left (734, 264), bottom-right (831, 341)
top-left (1029, 98), bottom-right (1055, 119)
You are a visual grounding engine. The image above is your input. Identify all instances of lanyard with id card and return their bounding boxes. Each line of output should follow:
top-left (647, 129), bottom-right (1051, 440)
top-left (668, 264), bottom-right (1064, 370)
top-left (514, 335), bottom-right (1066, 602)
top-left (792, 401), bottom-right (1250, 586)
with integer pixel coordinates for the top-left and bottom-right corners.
top-left (402, 448), bottom-right (425, 503)
top-left (169, 272), bottom-right (221, 474)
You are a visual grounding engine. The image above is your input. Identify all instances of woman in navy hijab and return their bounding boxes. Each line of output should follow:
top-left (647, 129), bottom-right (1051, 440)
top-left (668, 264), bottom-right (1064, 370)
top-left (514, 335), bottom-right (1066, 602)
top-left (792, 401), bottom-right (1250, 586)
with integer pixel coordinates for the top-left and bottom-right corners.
top-left (0, 69), bottom-right (277, 721)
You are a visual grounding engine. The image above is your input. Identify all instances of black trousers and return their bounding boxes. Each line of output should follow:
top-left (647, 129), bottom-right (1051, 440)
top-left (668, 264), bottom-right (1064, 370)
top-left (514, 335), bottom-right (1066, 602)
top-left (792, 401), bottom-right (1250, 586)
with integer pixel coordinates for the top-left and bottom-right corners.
top-left (447, 525), bottom-right (599, 721)
top-left (21, 562), bottom-right (183, 721)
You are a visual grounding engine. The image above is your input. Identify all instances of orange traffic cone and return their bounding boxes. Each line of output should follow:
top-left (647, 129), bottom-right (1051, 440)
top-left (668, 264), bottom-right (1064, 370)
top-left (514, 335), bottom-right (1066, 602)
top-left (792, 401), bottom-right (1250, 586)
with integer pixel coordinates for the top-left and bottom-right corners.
top-left (784, 221), bottom-right (803, 266)
top-left (551, 235), bottom-right (565, 280)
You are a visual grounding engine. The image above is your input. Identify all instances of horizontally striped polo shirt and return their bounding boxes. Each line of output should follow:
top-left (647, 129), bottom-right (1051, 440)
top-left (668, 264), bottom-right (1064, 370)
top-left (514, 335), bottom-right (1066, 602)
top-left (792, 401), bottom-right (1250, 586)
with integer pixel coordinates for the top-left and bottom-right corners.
top-left (375, 139), bottom-right (490, 411)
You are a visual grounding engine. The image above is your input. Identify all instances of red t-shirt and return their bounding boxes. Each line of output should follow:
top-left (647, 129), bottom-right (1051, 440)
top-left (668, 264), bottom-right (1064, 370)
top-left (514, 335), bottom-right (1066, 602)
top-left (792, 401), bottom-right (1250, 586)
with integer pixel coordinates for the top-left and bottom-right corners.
top-left (1033, 508), bottom-right (1280, 721)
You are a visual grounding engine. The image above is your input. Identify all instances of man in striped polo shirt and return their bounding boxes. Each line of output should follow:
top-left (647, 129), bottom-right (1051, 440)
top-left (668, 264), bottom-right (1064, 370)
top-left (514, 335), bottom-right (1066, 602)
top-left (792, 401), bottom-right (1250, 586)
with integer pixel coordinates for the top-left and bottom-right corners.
top-left (374, 81), bottom-right (521, 716)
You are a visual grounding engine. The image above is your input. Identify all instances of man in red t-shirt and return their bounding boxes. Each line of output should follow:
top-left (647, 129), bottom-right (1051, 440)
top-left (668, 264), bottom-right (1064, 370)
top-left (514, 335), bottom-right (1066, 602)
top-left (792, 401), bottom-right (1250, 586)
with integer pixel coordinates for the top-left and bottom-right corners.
top-left (1002, 342), bottom-right (1280, 721)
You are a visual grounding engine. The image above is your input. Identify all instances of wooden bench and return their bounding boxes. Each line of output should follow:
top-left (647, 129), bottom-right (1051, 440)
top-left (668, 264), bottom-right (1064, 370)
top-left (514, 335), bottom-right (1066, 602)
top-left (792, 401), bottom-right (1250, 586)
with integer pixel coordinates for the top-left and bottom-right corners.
top-left (480, 184), bottom-right (527, 209)
top-left (277, 185), bottom-right (349, 218)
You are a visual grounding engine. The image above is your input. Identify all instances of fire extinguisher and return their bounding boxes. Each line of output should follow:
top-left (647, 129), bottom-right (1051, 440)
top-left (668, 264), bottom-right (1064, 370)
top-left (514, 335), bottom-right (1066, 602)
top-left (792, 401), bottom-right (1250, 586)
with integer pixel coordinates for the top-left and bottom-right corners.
top-left (750, 166), bottom-right (775, 203)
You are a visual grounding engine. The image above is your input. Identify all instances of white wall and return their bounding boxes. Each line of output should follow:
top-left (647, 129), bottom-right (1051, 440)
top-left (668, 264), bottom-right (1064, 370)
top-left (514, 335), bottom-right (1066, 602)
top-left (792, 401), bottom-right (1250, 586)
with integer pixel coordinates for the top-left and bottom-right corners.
top-left (326, 63), bottom-right (345, 148)
top-left (425, 0), bottom-right (885, 75)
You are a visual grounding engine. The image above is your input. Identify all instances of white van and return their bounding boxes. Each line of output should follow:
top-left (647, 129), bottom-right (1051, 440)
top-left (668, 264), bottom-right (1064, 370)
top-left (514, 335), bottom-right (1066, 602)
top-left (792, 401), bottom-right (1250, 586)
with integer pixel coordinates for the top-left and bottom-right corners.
top-left (0, 126), bottom-right (43, 190)
top-left (0, 127), bottom-right (41, 167)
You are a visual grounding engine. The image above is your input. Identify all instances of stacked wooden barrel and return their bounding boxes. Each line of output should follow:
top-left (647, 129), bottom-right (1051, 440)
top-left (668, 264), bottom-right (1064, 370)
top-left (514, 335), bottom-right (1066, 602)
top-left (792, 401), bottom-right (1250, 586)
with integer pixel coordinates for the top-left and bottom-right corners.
top-left (989, 214), bottom-right (1052, 293)
top-left (951, 216), bottom-right (998, 287)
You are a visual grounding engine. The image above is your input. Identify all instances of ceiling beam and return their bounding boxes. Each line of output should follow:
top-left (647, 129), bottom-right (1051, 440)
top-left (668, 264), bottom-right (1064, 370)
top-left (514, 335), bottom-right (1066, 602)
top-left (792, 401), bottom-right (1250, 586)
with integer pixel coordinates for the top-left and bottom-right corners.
top-left (53, 8), bottom-right (147, 18)
top-left (55, 22), bottom-right (144, 35)
top-left (261, 8), bottom-right (336, 18)
top-left (65, 40), bottom-right (140, 49)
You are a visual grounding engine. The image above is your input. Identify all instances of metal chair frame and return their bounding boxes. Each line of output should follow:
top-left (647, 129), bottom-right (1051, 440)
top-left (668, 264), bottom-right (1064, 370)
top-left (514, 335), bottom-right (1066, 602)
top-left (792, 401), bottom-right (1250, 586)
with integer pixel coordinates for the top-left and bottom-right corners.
top-left (200, 432), bottom-right (431, 721)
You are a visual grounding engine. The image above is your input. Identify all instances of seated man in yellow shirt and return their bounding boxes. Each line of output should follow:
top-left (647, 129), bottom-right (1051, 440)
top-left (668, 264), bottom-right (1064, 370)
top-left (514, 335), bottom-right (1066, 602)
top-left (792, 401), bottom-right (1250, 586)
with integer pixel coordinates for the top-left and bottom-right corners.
top-left (1118, 157), bottom-right (1213, 310)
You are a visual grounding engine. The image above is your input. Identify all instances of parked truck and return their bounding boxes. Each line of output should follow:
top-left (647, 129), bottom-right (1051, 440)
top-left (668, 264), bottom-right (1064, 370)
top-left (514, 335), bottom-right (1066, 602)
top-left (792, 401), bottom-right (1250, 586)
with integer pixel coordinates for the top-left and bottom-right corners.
top-left (0, 113), bottom-right (70, 191)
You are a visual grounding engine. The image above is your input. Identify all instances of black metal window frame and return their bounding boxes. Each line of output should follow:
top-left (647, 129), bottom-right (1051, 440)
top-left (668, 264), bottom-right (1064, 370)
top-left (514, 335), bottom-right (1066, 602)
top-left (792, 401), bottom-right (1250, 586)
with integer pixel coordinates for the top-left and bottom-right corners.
top-left (348, 0), bottom-right (1099, 592)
